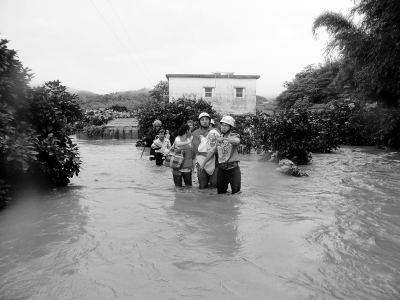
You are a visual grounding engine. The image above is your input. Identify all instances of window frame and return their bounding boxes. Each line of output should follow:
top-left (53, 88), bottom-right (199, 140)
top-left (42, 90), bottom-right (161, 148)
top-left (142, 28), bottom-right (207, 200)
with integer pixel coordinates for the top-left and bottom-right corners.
top-left (204, 87), bottom-right (213, 98)
top-left (235, 87), bottom-right (245, 98)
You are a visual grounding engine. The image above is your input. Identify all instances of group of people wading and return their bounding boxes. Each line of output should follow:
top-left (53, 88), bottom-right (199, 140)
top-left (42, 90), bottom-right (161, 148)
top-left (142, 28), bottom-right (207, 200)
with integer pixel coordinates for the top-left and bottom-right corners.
top-left (142, 112), bottom-right (241, 194)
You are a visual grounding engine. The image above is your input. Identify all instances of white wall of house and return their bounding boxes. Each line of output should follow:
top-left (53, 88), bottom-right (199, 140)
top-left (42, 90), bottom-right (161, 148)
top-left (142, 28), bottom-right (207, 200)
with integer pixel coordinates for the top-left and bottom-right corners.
top-left (167, 74), bottom-right (260, 115)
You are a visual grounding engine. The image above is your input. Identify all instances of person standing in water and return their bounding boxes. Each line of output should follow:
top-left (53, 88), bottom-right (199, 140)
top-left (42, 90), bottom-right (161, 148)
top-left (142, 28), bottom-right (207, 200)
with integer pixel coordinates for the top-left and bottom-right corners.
top-left (142, 119), bottom-right (163, 161)
top-left (199, 116), bottom-right (241, 194)
top-left (171, 124), bottom-right (193, 187)
top-left (151, 129), bottom-right (171, 166)
top-left (191, 112), bottom-right (218, 188)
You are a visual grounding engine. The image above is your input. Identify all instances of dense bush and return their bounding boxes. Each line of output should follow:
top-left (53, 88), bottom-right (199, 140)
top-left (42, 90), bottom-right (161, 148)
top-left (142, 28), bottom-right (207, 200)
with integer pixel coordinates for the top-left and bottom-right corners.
top-left (138, 98), bottom-right (221, 140)
top-left (107, 104), bottom-right (129, 112)
top-left (0, 38), bottom-right (83, 206)
top-left (1, 39), bottom-right (37, 206)
top-left (323, 98), bottom-right (400, 148)
top-left (28, 81), bottom-right (83, 185)
top-left (235, 104), bottom-right (340, 164)
top-left (77, 108), bottom-right (135, 128)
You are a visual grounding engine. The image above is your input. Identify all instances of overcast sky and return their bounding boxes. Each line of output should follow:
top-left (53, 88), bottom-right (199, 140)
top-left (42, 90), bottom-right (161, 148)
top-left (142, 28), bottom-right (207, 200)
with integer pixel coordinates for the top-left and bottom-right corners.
top-left (0, 0), bottom-right (352, 99)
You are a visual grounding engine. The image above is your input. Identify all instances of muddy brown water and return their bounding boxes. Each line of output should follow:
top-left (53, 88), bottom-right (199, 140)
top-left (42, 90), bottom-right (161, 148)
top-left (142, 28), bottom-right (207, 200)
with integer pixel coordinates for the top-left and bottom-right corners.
top-left (1, 139), bottom-right (400, 300)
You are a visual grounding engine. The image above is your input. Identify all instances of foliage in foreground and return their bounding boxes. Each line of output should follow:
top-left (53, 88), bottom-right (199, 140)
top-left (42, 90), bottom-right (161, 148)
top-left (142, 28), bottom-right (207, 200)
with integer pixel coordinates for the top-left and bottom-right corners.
top-left (0, 38), bottom-right (82, 206)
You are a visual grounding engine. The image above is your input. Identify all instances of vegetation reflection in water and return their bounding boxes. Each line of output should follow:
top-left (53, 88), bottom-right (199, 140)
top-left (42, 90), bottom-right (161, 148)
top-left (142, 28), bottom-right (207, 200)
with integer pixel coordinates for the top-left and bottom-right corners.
top-left (0, 140), bottom-right (399, 300)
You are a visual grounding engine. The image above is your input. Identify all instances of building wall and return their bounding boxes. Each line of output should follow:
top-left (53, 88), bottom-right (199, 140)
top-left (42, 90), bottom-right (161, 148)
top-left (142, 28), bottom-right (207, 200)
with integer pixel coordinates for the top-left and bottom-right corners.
top-left (168, 77), bottom-right (257, 115)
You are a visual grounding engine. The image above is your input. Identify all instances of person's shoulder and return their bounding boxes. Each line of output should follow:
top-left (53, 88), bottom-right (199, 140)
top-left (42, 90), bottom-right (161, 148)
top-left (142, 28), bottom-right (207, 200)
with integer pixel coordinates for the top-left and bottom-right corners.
top-left (192, 129), bottom-right (202, 137)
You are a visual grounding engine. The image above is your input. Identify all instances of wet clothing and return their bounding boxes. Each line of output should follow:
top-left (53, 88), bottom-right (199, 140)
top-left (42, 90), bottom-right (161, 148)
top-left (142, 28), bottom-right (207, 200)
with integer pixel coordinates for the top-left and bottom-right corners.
top-left (172, 137), bottom-right (193, 187)
top-left (192, 127), bottom-right (218, 188)
top-left (191, 128), bottom-right (210, 156)
top-left (209, 132), bottom-right (241, 194)
top-left (212, 132), bottom-right (240, 164)
top-left (143, 127), bottom-right (159, 147)
top-left (151, 138), bottom-right (171, 166)
top-left (196, 161), bottom-right (218, 188)
top-left (143, 127), bottom-right (160, 161)
top-left (173, 171), bottom-right (192, 187)
top-left (217, 164), bottom-right (241, 194)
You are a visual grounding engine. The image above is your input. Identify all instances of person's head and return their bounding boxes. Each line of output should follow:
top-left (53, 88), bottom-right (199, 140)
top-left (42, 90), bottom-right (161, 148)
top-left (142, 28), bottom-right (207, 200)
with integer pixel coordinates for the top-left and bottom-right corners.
top-left (187, 120), bottom-right (194, 131)
top-left (178, 124), bottom-right (191, 136)
top-left (153, 119), bottom-right (162, 130)
top-left (198, 112), bottom-right (211, 129)
top-left (220, 116), bottom-right (235, 134)
top-left (158, 129), bottom-right (165, 140)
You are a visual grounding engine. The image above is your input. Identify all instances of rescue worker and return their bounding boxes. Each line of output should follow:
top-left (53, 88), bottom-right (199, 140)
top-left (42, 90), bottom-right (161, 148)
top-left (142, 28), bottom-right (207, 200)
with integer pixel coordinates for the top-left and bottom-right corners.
top-left (142, 119), bottom-right (162, 161)
top-left (199, 116), bottom-right (241, 194)
top-left (191, 112), bottom-right (218, 188)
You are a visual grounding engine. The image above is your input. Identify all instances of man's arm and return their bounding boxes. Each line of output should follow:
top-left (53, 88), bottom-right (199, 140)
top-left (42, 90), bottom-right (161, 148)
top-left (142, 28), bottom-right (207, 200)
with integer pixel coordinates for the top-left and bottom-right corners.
top-left (222, 135), bottom-right (240, 146)
top-left (191, 131), bottom-right (201, 155)
top-left (198, 146), bottom-right (217, 171)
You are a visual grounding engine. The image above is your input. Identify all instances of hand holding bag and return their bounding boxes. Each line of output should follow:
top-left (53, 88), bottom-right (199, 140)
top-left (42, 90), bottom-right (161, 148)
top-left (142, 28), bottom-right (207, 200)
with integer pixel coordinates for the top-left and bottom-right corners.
top-left (164, 143), bottom-right (184, 169)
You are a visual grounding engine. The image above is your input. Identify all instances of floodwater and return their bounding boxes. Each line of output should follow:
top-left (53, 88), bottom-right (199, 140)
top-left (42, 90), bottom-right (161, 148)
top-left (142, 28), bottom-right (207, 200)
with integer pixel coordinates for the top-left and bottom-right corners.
top-left (1, 139), bottom-right (400, 300)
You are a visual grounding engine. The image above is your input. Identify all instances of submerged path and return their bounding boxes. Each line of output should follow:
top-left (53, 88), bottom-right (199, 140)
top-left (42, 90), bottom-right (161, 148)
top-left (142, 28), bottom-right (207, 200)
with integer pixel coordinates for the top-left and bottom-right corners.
top-left (1, 139), bottom-right (400, 299)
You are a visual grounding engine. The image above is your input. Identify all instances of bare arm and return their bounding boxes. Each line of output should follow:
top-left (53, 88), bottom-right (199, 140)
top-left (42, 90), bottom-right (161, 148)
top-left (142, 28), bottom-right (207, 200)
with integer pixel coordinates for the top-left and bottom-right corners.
top-left (174, 137), bottom-right (191, 147)
top-left (198, 147), bottom-right (217, 171)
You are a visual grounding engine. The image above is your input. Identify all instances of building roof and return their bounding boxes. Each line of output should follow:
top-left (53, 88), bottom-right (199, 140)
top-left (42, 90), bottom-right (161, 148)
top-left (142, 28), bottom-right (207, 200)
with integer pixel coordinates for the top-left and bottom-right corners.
top-left (166, 74), bottom-right (260, 80)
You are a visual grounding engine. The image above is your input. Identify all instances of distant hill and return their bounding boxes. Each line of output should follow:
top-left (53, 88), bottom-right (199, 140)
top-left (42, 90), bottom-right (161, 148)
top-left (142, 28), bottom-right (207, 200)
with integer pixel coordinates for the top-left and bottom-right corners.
top-left (68, 88), bottom-right (152, 110)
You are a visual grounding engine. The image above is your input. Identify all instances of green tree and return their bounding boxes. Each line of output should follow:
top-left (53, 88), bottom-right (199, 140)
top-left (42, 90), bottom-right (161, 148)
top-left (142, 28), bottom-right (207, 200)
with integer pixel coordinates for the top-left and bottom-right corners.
top-left (138, 98), bottom-right (220, 140)
top-left (276, 62), bottom-right (341, 108)
top-left (28, 81), bottom-right (83, 186)
top-left (313, 0), bottom-right (400, 105)
top-left (0, 39), bottom-right (37, 206)
top-left (149, 80), bottom-right (169, 103)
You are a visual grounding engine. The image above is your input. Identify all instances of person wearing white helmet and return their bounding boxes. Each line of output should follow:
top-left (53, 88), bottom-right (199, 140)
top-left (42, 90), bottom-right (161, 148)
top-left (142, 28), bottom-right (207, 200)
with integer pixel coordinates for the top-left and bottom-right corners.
top-left (199, 115), bottom-right (241, 194)
top-left (191, 112), bottom-right (218, 188)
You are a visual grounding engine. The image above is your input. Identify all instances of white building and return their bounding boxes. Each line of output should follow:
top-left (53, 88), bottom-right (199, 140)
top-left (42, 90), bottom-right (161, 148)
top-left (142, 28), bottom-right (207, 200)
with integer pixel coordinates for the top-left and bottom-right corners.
top-left (166, 73), bottom-right (260, 115)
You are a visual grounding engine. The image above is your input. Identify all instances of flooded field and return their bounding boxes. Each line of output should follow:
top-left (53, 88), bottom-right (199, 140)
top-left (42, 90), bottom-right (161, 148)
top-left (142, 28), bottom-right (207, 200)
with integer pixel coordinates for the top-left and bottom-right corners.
top-left (1, 139), bottom-right (400, 300)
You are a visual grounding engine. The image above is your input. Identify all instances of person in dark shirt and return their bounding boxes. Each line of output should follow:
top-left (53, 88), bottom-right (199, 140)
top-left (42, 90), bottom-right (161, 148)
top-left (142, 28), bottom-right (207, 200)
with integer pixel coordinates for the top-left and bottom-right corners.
top-left (142, 119), bottom-right (162, 161)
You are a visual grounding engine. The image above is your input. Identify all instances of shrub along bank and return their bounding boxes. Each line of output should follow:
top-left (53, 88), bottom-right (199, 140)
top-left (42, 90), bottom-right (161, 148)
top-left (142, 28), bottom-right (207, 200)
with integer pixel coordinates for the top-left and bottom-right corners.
top-left (139, 96), bottom-right (400, 165)
top-left (235, 97), bottom-right (400, 164)
top-left (75, 108), bottom-right (136, 138)
top-left (0, 39), bottom-right (82, 207)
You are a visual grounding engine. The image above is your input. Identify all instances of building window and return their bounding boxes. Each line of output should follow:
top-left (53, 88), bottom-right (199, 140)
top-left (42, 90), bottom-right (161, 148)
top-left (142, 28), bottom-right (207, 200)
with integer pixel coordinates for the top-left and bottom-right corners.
top-left (235, 88), bottom-right (244, 97)
top-left (205, 87), bottom-right (213, 97)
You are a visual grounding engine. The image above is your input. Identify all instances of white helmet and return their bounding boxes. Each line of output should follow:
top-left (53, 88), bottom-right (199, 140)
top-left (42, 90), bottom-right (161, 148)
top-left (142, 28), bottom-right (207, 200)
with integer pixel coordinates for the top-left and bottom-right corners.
top-left (153, 119), bottom-right (162, 126)
top-left (198, 112), bottom-right (211, 121)
top-left (210, 119), bottom-right (215, 125)
top-left (220, 116), bottom-right (235, 128)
